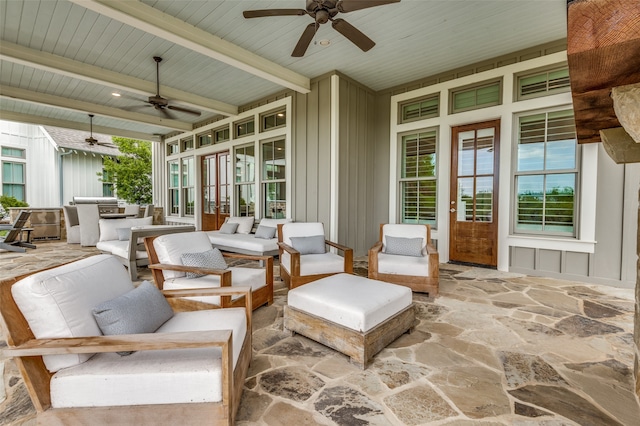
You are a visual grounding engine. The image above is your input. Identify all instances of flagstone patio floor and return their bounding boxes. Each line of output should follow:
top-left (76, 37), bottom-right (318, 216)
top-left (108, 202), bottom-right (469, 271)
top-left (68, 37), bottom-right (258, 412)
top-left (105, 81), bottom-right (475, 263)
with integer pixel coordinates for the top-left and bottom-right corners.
top-left (1, 241), bottom-right (638, 425)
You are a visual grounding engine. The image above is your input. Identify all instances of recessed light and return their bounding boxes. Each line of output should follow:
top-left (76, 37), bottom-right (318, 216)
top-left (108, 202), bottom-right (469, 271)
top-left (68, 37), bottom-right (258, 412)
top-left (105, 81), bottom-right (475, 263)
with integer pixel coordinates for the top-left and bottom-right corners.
top-left (318, 39), bottom-right (331, 46)
top-left (112, 92), bottom-right (121, 97)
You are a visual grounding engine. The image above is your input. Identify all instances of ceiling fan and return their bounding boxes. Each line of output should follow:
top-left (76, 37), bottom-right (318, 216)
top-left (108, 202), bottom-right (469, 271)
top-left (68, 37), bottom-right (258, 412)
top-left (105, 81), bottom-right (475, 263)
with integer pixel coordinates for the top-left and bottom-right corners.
top-left (243, 0), bottom-right (400, 57)
top-left (84, 114), bottom-right (110, 146)
top-left (123, 56), bottom-right (201, 119)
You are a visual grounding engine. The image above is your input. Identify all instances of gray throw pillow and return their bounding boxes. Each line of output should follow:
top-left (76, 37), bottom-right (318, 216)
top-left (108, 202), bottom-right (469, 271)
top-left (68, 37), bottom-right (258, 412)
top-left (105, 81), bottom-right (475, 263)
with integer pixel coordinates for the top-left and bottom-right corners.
top-left (290, 235), bottom-right (326, 255)
top-left (385, 236), bottom-right (423, 257)
top-left (116, 227), bottom-right (130, 241)
top-left (254, 225), bottom-right (276, 239)
top-left (219, 222), bottom-right (239, 234)
top-left (181, 247), bottom-right (228, 278)
top-left (92, 281), bottom-right (174, 356)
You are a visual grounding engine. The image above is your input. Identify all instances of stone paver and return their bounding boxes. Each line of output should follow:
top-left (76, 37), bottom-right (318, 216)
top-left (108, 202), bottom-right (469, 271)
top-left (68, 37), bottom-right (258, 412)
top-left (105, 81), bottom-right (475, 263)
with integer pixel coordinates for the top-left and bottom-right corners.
top-left (1, 242), bottom-right (638, 425)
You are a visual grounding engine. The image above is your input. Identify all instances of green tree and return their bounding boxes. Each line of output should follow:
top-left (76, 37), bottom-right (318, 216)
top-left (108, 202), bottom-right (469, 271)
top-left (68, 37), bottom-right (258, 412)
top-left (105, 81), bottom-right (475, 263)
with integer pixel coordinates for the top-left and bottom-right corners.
top-left (98, 137), bottom-right (152, 205)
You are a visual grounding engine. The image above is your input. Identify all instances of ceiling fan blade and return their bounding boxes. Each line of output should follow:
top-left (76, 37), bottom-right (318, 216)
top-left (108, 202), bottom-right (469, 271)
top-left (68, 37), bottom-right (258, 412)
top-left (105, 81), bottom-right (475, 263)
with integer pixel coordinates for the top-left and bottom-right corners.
top-left (331, 18), bottom-right (375, 52)
top-left (337, 0), bottom-right (400, 13)
top-left (292, 23), bottom-right (318, 57)
top-left (243, 9), bottom-right (306, 18)
top-left (155, 106), bottom-right (175, 120)
top-left (121, 104), bottom-right (152, 111)
top-left (168, 105), bottom-right (202, 116)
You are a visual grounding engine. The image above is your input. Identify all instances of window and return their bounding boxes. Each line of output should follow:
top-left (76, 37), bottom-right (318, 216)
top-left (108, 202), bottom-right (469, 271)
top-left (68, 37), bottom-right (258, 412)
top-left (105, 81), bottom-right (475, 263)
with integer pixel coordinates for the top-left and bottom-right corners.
top-left (167, 142), bottom-right (179, 156)
top-left (235, 119), bottom-right (255, 138)
top-left (214, 127), bottom-right (230, 143)
top-left (235, 145), bottom-right (255, 217)
top-left (182, 157), bottom-right (195, 216)
top-left (1, 147), bottom-right (25, 158)
top-left (181, 137), bottom-right (194, 152)
top-left (514, 109), bottom-right (578, 235)
top-left (399, 130), bottom-right (437, 225)
top-left (262, 139), bottom-right (286, 219)
top-left (450, 80), bottom-right (502, 114)
top-left (261, 110), bottom-right (286, 131)
top-left (399, 95), bottom-right (439, 123)
top-left (516, 66), bottom-right (570, 100)
top-left (197, 132), bottom-right (212, 148)
top-left (102, 167), bottom-right (114, 197)
top-left (168, 160), bottom-right (179, 215)
top-left (2, 161), bottom-right (26, 201)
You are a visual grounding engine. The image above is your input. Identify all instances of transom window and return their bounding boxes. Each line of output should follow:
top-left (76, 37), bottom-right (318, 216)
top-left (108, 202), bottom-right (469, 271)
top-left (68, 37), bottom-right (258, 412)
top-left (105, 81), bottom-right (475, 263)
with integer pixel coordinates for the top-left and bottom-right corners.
top-left (514, 109), bottom-right (578, 235)
top-left (399, 130), bottom-right (437, 225)
top-left (235, 119), bottom-right (255, 138)
top-left (399, 95), bottom-right (439, 123)
top-left (167, 142), bottom-right (179, 156)
top-left (197, 132), bottom-right (212, 148)
top-left (450, 80), bottom-right (502, 114)
top-left (516, 66), bottom-right (570, 100)
top-left (261, 110), bottom-right (286, 131)
top-left (214, 127), bottom-right (230, 143)
top-left (1, 147), bottom-right (25, 158)
top-left (181, 137), bottom-right (194, 152)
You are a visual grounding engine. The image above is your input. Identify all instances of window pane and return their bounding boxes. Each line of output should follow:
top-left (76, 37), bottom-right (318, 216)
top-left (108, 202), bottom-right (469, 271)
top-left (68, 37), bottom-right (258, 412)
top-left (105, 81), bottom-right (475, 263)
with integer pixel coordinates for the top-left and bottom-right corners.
top-left (476, 85), bottom-right (500, 106)
top-left (182, 158), bottom-right (194, 187)
top-left (516, 175), bottom-right (544, 231)
top-left (169, 189), bottom-right (179, 215)
top-left (237, 184), bottom-right (255, 217)
top-left (235, 146), bottom-right (255, 183)
top-left (401, 180), bottom-right (436, 224)
top-left (262, 139), bottom-right (285, 181)
top-left (402, 131), bottom-right (436, 178)
top-left (544, 174), bottom-right (575, 233)
top-left (169, 161), bottom-right (179, 187)
top-left (264, 182), bottom-right (286, 218)
top-left (183, 187), bottom-right (195, 216)
top-left (401, 96), bottom-right (438, 121)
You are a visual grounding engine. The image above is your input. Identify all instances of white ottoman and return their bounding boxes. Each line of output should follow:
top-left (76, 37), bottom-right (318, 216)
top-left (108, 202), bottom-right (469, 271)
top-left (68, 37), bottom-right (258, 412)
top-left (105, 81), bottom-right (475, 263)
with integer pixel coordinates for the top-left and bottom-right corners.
top-left (284, 273), bottom-right (415, 368)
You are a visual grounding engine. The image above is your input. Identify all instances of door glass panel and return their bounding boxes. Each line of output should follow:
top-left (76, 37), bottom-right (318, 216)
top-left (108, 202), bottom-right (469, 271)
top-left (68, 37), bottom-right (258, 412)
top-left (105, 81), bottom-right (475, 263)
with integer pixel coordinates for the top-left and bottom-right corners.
top-left (476, 128), bottom-right (494, 175)
top-left (475, 176), bottom-right (493, 222)
top-left (457, 177), bottom-right (474, 222)
top-left (457, 131), bottom-right (475, 176)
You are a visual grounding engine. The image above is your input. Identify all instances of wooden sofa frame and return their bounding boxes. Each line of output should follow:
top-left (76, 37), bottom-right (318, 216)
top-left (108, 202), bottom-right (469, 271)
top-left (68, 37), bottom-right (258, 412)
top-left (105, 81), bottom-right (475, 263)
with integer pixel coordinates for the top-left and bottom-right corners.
top-left (277, 224), bottom-right (353, 289)
top-left (0, 262), bottom-right (253, 425)
top-left (368, 223), bottom-right (440, 297)
top-left (145, 235), bottom-right (274, 311)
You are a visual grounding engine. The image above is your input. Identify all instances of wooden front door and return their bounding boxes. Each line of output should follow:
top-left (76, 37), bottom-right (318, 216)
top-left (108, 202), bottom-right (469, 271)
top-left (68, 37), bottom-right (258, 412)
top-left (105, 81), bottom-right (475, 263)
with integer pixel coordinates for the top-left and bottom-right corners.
top-left (449, 120), bottom-right (500, 267)
top-left (201, 152), bottom-right (230, 231)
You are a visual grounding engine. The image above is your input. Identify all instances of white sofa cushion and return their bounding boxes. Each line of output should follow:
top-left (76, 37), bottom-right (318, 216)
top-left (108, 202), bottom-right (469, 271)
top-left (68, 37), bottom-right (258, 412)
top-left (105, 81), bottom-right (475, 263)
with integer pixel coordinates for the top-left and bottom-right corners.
top-left (162, 267), bottom-right (266, 305)
top-left (287, 274), bottom-right (412, 332)
top-left (153, 232), bottom-right (212, 279)
top-left (50, 308), bottom-right (247, 408)
top-left (225, 216), bottom-right (255, 234)
top-left (280, 252), bottom-right (345, 276)
top-left (206, 231), bottom-right (279, 254)
top-left (11, 255), bottom-right (134, 372)
top-left (96, 240), bottom-right (148, 260)
top-left (377, 252), bottom-right (430, 276)
top-left (258, 218), bottom-right (292, 228)
top-left (98, 217), bottom-right (153, 242)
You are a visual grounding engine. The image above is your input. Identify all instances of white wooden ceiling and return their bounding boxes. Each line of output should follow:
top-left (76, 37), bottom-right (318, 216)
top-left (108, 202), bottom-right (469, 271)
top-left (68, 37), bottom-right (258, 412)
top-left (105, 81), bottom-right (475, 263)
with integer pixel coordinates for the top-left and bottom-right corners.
top-left (0, 0), bottom-right (568, 141)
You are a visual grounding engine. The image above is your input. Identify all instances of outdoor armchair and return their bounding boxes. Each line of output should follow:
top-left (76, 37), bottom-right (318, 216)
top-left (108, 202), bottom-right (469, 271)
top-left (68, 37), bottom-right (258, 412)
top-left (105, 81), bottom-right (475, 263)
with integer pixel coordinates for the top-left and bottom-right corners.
top-left (368, 223), bottom-right (439, 297)
top-left (0, 210), bottom-right (35, 253)
top-left (277, 222), bottom-right (353, 289)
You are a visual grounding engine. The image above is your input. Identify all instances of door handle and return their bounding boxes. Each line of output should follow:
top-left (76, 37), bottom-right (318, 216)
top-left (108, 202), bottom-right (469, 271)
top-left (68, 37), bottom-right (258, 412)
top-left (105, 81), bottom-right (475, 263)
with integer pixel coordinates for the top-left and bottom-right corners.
top-left (450, 208), bottom-right (457, 213)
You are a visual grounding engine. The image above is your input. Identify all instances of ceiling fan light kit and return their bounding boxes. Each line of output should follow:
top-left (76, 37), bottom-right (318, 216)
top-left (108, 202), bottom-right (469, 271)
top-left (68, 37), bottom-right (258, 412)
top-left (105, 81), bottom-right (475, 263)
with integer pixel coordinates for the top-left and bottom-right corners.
top-left (243, 0), bottom-right (400, 57)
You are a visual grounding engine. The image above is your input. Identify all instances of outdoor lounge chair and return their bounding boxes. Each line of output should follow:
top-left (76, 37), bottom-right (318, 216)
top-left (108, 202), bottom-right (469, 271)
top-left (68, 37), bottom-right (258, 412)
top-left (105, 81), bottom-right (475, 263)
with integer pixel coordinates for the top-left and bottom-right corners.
top-left (368, 223), bottom-right (439, 296)
top-left (0, 254), bottom-right (252, 425)
top-left (0, 210), bottom-right (35, 253)
top-left (277, 222), bottom-right (353, 289)
top-left (145, 231), bottom-right (273, 311)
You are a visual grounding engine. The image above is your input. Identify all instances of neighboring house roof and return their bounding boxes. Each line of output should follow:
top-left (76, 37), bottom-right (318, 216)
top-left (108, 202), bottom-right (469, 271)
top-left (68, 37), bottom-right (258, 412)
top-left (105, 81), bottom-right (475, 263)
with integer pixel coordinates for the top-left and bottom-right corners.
top-left (41, 126), bottom-right (122, 156)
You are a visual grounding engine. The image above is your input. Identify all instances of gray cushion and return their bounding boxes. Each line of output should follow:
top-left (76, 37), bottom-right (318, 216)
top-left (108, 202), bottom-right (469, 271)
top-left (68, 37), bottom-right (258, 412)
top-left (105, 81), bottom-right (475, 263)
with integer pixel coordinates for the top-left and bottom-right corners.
top-left (181, 247), bottom-right (228, 278)
top-left (219, 222), bottom-right (239, 234)
top-left (92, 281), bottom-right (174, 355)
top-left (116, 227), bottom-right (130, 241)
top-left (385, 236), bottom-right (423, 257)
top-left (254, 225), bottom-right (276, 239)
top-left (290, 235), bottom-right (326, 255)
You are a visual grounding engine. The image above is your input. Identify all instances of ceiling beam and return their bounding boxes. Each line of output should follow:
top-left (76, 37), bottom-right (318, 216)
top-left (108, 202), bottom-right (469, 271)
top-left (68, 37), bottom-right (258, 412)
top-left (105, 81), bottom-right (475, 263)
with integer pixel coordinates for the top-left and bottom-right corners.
top-left (0, 111), bottom-right (157, 142)
top-left (0, 41), bottom-right (238, 117)
top-left (0, 86), bottom-right (193, 131)
top-left (69, 0), bottom-right (311, 94)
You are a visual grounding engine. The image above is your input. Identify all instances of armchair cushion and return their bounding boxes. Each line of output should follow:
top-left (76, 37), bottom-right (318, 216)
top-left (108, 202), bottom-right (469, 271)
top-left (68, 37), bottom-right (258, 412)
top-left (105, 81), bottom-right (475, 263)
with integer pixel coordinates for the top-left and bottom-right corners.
top-left (116, 227), bottom-right (130, 241)
top-left (153, 232), bottom-right (213, 279)
top-left (290, 235), bottom-right (326, 254)
top-left (50, 307), bottom-right (248, 408)
top-left (226, 216), bottom-right (255, 234)
top-left (378, 253), bottom-right (431, 276)
top-left (92, 281), bottom-right (174, 355)
top-left (219, 222), bottom-right (239, 234)
top-left (384, 236), bottom-right (423, 257)
top-left (254, 224), bottom-right (276, 239)
top-left (11, 255), bottom-right (134, 372)
top-left (281, 252), bottom-right (346, 276)
top-left (181, 248), bottom-right (228, 278)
